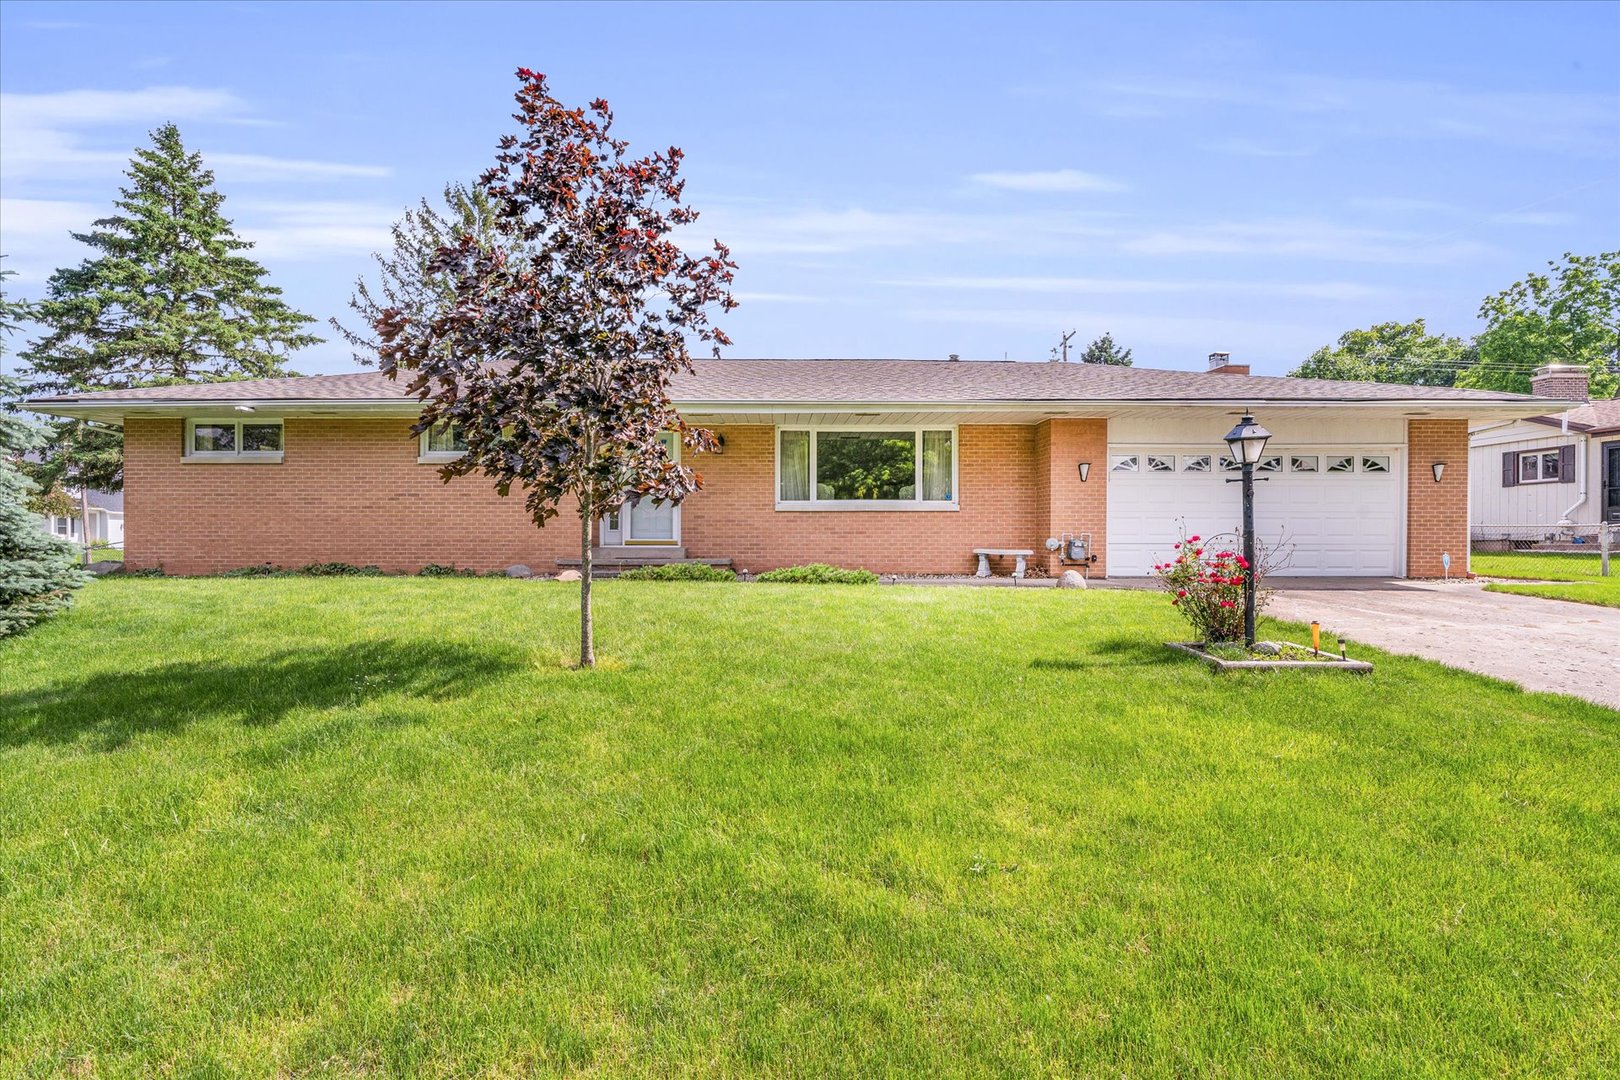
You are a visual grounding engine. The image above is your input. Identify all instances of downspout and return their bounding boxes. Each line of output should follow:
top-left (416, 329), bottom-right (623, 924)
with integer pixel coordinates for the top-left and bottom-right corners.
top-left (1559, 411), bottom-right (1588, 525)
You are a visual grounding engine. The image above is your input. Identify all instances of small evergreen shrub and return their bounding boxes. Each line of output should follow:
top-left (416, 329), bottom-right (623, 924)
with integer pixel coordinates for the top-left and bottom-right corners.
top-left (125, 566), bottom-right (165, 578)
top-left (298, 562), bottom-right (385, 577)
top-left (616, 563), bottom-right (736, 582)
top-left (417, 563), bottom-right (479, 578)
top-left (756, 563), bottom-right (879, 585)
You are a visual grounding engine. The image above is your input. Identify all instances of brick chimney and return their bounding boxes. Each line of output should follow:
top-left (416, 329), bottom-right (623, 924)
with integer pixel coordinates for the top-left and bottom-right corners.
top-left (1530, 364), bottom-right (1590, 402)
top-left (1207, 351), bottom-right (1250, 375)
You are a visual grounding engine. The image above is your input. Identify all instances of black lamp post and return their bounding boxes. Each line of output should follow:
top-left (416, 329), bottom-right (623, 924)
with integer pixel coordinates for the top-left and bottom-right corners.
top-left (1223, 413), bottom-right (1272, 648)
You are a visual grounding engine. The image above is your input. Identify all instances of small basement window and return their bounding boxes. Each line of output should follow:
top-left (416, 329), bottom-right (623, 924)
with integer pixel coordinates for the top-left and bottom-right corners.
top-left (185, 418), bottom-right (283, 461)
top-left (419, 422), bottom-right (469, 462)
top-left (1518, 449), bottom-right (1561, 483)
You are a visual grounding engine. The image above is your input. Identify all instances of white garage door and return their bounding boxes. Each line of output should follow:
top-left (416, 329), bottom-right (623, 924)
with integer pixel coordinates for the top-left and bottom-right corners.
top-left (1106, 448), bottom-right (1402, 577)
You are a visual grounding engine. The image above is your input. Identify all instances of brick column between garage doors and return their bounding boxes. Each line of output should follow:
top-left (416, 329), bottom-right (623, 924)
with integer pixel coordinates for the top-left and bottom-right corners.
top-left (1406, 418), bottom-right (1469, 578)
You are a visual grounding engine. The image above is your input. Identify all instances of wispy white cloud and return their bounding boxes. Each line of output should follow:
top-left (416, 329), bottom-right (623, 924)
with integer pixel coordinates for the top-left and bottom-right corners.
top-left (0, 86), bottom-right (389, 184)
top-left (234, 201), bottom-right (397, 260)
top-left (1201, 137), bottom-right (1318, 159)
top-left (1487, 210), bottom-right (1575, 227)
top-left (0, 197), bottom-right (101, 281)
top-left (682, 202), bottom-right (1119, 256)
top-left (1119, 218), bottom-right (1493, 264)
top-left (1085, 74), bottom-right (1618, 155)
top-left (1349, 196), bottom-right (1464, 215)
top-left (968, 169), bottom-right (1127, 193)
top-left (731, 291), bottom-right (827, 304)
top-left (885, 275), bottom-right (1390, 302)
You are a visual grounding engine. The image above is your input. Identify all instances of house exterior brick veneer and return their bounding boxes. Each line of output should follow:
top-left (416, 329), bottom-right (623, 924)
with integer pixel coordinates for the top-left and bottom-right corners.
top-left (1406, 419), bottom-right (1470, 578)
top-left (124, 418), bottom-right (1094, 577)
top-left (124, 418), bottom-right (581, 575)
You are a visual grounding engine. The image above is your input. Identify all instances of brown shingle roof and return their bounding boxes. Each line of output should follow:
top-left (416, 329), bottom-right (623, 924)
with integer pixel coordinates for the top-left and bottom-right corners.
top-left (1528, 397), bottom-right (1620, 436)
top-left (26, 358), bottom-right (1554, 408)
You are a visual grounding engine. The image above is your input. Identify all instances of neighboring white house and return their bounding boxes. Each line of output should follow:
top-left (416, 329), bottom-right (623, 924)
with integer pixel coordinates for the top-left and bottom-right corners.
top-left (41, 488), bottom-right (125, 548)
top-left (1469, 364), bottom-right (1620, 531)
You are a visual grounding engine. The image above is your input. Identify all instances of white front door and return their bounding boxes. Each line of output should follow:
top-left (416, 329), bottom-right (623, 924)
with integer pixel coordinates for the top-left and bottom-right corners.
top-left (599, 433), bottom-right (681, 546)
top-left (1105, 446), bottom-right (1402, 576)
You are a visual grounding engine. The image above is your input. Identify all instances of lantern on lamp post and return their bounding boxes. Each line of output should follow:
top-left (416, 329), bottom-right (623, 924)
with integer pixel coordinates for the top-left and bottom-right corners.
top-left (1223, 413), bottom-right (1272, 648)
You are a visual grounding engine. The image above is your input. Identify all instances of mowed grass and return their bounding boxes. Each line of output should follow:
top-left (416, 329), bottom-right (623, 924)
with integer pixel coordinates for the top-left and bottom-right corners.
top-left (1472, 549), bottom-right (1607, 581)
top-left (1485, 578), bottom-right (1620, 608)
top-left (1473, 550), bottom-right (1620, 607)
top-left (2, 580), bottom-right (1617, 1078)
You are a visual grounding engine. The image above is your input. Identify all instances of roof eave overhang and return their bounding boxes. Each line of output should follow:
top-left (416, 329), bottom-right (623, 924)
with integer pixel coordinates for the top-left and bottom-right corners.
top-left (25, 395), bottom-right (1563, 425)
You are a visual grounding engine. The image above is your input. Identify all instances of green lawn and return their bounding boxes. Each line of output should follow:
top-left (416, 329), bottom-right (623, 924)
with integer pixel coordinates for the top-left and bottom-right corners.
top-left (3, 580), bottom-right (1616, 1077)
top-left (1485, 578), bottom-right (1620, 608)
top-left (1471, 549), bottom-right (1607, 581)
top-left (1473, 550), bottom-right (1620, 607)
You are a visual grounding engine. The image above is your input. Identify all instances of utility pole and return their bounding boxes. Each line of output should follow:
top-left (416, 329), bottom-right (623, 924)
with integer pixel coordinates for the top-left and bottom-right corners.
top-left (1050, 329), bottom-right (1076, 363)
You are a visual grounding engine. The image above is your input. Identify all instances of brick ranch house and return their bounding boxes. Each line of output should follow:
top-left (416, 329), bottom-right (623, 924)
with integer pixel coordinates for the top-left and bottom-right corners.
top-left (26, 355), bottom-right (1563, 579)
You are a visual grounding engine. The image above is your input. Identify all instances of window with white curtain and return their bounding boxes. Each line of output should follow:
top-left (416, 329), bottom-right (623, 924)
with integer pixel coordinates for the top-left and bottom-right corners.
top-left (776, 426), bottom-right (956, 508)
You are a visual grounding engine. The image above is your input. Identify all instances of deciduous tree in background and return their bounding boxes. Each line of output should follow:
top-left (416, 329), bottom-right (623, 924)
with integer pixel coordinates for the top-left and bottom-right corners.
top-left (374, 70), bottom-right (736, 667)
top-left (20, 123), bottom-right (321, 496)
top-left (1289, 320), bottom-right (1473, 387)
top-left (1459, 251), bottom-right (1618, 398)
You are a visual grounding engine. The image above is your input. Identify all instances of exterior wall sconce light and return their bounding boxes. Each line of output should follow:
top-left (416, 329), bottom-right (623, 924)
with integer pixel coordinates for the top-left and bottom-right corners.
top-left (1077, 461), bottom-right (1091, 482)
top-left (1431, 462), bottom-right (1445, 483)
top-left (713, 434), bottom-right (725, 455)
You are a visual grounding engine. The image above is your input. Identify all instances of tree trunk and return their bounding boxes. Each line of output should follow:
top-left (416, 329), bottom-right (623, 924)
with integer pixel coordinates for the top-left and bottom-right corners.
top-left (79, 486), bottom-right (94, 567)
top-left (579, 489), bottom-right (595, 668)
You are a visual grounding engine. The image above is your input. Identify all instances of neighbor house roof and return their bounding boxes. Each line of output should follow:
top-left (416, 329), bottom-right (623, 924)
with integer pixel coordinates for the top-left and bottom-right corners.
top-left (24, 358), bottom-right (1567, 418)
top-left (1526, 397), bottom-right (1620, 437)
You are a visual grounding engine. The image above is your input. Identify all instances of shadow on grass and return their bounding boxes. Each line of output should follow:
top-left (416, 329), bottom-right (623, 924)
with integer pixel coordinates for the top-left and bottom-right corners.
top-left (0, 640), bottom-right (523, 751)
top-left (1029, 635), bottom-right (1179, 671)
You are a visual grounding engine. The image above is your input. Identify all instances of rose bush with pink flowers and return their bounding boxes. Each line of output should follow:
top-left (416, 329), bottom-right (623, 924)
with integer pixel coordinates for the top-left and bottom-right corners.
top-left (1152, 530), bottom-right (1268, 644)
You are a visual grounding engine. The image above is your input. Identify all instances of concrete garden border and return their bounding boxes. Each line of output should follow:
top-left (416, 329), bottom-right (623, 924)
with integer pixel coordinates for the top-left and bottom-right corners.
top-left (1166, 641), bottom-right (1373, 673)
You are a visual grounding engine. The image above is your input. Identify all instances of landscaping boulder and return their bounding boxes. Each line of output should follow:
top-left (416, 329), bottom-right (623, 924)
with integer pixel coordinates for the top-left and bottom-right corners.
top-left (505, 564), bottom-right (533, 579)
top-left (1057, 569), bottom-right (1087, 589)
top-left (555, 569), bottom-right (582, 583)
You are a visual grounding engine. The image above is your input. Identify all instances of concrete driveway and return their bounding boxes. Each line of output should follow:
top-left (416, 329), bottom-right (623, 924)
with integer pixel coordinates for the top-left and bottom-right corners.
top-left (1263, 580), bottom-right (1620, 711)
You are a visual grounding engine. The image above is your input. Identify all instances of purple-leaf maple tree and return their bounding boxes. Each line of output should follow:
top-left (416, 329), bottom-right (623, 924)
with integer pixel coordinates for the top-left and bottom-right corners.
top-left (375, 70), bottom-right (736, 667)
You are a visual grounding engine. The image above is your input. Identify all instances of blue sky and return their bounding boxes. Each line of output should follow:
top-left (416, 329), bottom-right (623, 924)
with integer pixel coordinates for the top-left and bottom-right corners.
top-left (2, 0), bottom-right (1616, 377)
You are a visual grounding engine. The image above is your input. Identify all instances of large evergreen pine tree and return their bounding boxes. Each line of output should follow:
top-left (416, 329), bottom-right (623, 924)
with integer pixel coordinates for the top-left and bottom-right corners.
top-left (21, 123), bottom-right (321, 491)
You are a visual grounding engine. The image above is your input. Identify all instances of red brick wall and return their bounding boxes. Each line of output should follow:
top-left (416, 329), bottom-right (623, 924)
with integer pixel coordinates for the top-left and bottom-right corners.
top-left (1034, 419), bottom-right (1109, 576)
top-left (1406, 419), bottom-right (1470, 578)
top-left (680, 424), bottom-right (1041, 575)
top-left (124, 418), bottom-right (1059, 576)
top-left (123, 418), bottom-right (581, 574)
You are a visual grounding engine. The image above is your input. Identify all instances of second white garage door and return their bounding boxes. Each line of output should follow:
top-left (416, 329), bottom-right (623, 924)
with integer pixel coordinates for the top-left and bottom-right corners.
top-left (1106, 447), bottom-right (1403, 577)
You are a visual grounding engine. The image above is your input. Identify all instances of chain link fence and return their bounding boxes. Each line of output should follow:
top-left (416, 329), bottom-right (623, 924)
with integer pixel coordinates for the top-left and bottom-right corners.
top-left (1470, 522), bottom-right (1614, 580)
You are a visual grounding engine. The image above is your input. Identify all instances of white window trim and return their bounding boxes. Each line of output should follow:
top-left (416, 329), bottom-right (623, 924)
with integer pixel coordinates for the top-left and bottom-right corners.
top-left (775, 424), bottom-right (959, 511)
top-left (1516, 449), bottom-right (1561, 485)
top-left (417, 422), bottom-right (468, 464)
top-left (183, 418), bottom-right (284, 463)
